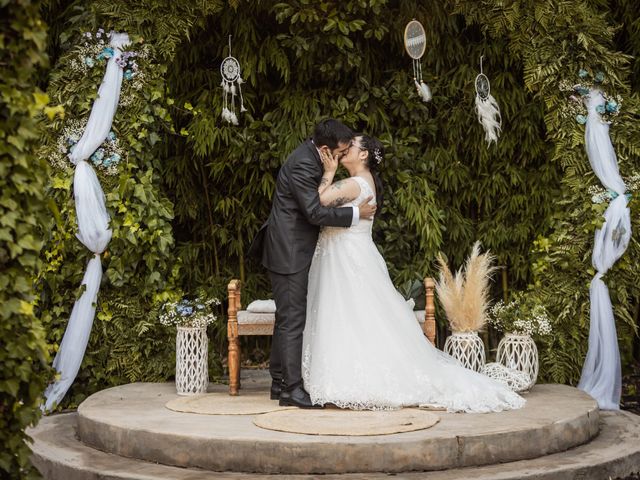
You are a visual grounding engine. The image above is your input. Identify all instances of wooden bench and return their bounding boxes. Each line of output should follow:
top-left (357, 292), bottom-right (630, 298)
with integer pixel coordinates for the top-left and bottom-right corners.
top-left (227, 278), bottom-right (437, 395)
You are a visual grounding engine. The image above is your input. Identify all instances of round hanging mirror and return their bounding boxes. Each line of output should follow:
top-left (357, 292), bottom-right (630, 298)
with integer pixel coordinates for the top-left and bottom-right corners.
top-left (404, 20), bottom-right (426, 60)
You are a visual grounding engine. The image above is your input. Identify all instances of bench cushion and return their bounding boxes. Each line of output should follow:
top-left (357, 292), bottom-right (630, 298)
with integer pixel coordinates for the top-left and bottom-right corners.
top-left (238, 310), bottom-right (275, 324)
top-left (237, 310), bottom-right (275, 335)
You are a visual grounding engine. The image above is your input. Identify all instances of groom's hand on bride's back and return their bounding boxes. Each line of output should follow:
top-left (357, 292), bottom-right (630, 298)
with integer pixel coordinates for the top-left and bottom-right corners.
top-left (358, 196), bottom-right (376, 219)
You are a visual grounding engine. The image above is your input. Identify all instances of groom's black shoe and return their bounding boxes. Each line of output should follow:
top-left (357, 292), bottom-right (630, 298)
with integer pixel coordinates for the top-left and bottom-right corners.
top-left (270, 380), bottom-right (283, 400)
top-left (279, 385), bottom-right (323, 409)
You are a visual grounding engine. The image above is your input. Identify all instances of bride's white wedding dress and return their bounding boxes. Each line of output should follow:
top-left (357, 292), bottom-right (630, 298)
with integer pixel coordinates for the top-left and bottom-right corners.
top-left (302, 176), bottom-right (525, 412)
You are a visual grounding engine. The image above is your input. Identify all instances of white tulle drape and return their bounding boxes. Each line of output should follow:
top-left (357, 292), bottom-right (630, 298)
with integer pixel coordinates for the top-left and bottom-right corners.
top-left (577, 90), bottom-right (631, 410)
top-left (43, 33), bottom-right (130, 412)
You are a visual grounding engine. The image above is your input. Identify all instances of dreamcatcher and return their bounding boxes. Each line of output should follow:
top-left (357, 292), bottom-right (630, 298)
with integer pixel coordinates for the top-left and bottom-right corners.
top-left (475, 56), bottom-right (502, 145)
top-left (404, 19), bottom-right (431, 103)
top-left (220, 35), bottom-right (246, 125)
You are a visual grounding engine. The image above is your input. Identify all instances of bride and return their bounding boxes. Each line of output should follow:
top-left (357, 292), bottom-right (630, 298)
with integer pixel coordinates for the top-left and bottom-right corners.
top-left (301, 134), bottom-right (525, 413)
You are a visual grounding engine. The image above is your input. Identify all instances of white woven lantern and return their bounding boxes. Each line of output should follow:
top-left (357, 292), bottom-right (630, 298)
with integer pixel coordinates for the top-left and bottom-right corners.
top-left (496, 333), bottom-right (538, 390)
top-left (175, 326), bottom-right (209, 395)
top-left (444, 331), bottom-right (486, 372)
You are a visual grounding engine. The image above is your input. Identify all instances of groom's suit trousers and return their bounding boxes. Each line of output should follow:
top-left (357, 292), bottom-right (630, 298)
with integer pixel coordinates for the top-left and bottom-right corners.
top-left (268, 267), bottom-right (310, 391)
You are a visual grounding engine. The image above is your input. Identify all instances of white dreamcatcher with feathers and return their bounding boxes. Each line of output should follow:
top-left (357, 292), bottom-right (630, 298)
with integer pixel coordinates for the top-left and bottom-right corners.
top-left (475, 56), bottom-right (502, 145)
top-left (220, 35), bottom-right (247, 125)
top-left (404, 20), bottom-right (431, 103)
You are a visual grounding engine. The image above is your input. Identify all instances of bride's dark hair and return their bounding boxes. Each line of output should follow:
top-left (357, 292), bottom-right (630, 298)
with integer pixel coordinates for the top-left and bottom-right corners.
top-left (357, 134), bottom-right (384, 214)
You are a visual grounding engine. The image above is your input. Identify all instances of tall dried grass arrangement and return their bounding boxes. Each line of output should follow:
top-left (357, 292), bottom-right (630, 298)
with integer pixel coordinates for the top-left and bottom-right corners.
top-left (436, 241), bottom-right (497, 332)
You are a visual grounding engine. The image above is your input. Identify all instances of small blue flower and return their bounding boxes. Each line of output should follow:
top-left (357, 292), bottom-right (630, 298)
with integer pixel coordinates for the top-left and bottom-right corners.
top-left (576, 114), bottom-right (587, 125)
top-left (90, 148), bottom-right (105, 165)
top-left (107, 131), bottom-right (116, 142)
top-left (605, 100), bottom-right (618, 113)
top-left (578, 69), bottom-right (589, 79)
top-left (84, 56), bottom-right (95, 67)
top-left (596, 104), bottom-right (606, 115)
top-left (103, 157), bottom-right (112, 167)
top-left (102, 47), bottom-right (114, 58)
top-left (594, 71), bottom-right (605, 83)
top-left (124, 69), bottom-right (134, 80)
top-left (575, 86), bottom-right (590, 96)
top-left (111, 153), bottom-right (121, 164)
top-left (607, 190), bottom-right (619, 199)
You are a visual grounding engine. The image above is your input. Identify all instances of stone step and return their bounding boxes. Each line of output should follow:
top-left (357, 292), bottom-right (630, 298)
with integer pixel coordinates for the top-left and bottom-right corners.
top-left (30, 411), bottom-right (640, 480)
top-left (72, 383), bottom-right (599, 474)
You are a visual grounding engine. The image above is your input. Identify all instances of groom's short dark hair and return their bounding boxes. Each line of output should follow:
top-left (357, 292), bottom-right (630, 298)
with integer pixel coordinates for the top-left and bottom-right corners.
top-left (312, 119), bottom-right (353, 149)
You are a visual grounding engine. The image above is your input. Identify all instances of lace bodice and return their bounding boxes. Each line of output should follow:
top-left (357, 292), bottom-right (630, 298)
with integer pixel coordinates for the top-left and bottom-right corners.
top-left (322, 176), bottom-right (375, 237)
top-left (344, 176), bottom-right (376, 208)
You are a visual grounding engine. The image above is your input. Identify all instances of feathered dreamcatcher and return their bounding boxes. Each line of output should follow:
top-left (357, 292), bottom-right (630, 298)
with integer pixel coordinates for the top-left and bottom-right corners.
top-left (404, 19), bottom-right (431, 103)
top-left (475, 56), bottom-right (502, 145)
top-left (220, 35), bottom-right (246, 125)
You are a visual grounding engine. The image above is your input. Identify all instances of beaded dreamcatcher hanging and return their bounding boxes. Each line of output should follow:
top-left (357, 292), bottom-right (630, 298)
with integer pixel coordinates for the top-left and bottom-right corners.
top-left (475, 56), bottom-right (502, 145)
top-left (220, 35), bottom-right (246, 125)
top-left (404, 19), bottom-right (431, 103)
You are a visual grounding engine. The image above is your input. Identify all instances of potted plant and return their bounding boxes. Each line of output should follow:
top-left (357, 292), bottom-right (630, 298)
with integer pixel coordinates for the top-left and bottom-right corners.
top-left (160, 297), bottom-right (220, 395)
top-left (488, 293), bottom-right (552, 390)
top-left (436, 242), bottom-right (497, 372)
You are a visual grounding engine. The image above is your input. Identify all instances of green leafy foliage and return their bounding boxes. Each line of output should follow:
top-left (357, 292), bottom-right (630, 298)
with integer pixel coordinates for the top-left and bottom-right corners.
top-left (0, 0), bottom-right (52, 478)
top-left (162, 0), bottom-right (558, 302)
top-left (37, 11), bottom-right (186, 409)
top-left (32, 0), bottom-right (640, 421)
top-left (452, 0), bottom-right (640, 383)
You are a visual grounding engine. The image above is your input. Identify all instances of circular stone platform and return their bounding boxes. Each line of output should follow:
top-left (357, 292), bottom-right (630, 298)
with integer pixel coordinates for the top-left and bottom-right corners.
top-left (76, 382), bottom-right (599, 474)
top-left (254, 407), bottom-right (439, 435)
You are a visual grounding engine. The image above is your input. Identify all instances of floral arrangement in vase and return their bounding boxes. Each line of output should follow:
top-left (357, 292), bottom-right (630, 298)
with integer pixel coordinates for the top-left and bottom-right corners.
top-left (436, 242), bottom-right (497, 372)
top-left (488, 293), bottom-right (552, 337)
top-left (159, 297), bottom-right (220, 329)
top-left (435, 241), bottom-right (497, 333)
top-left (488, 292), bottom-right (551, 390)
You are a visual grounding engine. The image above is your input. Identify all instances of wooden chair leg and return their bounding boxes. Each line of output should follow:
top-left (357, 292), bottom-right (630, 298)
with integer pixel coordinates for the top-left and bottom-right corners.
top-left (228, 279), bottom-right (241, 395)
top-left (423, 277), bottom-right (437, 346)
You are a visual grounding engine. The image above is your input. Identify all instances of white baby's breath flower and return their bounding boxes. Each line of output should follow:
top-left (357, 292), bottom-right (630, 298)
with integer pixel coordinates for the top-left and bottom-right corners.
top-left (159, 297), bottom-right (221, 328)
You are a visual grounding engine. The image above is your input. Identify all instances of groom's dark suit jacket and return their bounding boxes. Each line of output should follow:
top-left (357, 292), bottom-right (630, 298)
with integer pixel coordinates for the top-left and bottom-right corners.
top-left (250, 140), bottom-right (353, 275)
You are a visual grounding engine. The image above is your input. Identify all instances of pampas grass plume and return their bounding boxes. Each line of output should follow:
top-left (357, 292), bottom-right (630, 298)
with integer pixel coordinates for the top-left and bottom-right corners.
top-left (436, 241), bottom-right (497, 332)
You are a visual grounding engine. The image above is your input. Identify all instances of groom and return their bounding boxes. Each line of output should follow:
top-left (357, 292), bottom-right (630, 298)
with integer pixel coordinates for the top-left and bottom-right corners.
top-left (250, 119), bottom-right (376, 408)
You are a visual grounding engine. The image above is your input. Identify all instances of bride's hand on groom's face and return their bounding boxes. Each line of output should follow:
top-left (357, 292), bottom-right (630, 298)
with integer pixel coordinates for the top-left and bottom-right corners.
top-left (320, 148), bottom-right (339, 174)
top-left (358, 196), bottom-right (376, 219)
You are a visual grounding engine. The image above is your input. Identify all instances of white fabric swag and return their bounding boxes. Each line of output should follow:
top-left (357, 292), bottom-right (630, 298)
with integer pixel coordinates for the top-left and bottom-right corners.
top-left (43, 33), bottom-right (130, 411)
top-left (577, 90), bottom-right (631, 410)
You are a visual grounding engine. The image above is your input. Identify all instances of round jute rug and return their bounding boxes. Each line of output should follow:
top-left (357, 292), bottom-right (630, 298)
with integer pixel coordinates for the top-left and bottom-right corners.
top-left (165, 392), bottom-right (295, 415)
top-left (253, 408), bottom-right (439, 436)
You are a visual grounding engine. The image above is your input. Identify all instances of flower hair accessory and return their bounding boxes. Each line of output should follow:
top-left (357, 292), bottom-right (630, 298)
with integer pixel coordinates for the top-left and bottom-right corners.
top-left (373, 148), bottom-right (383, 164)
